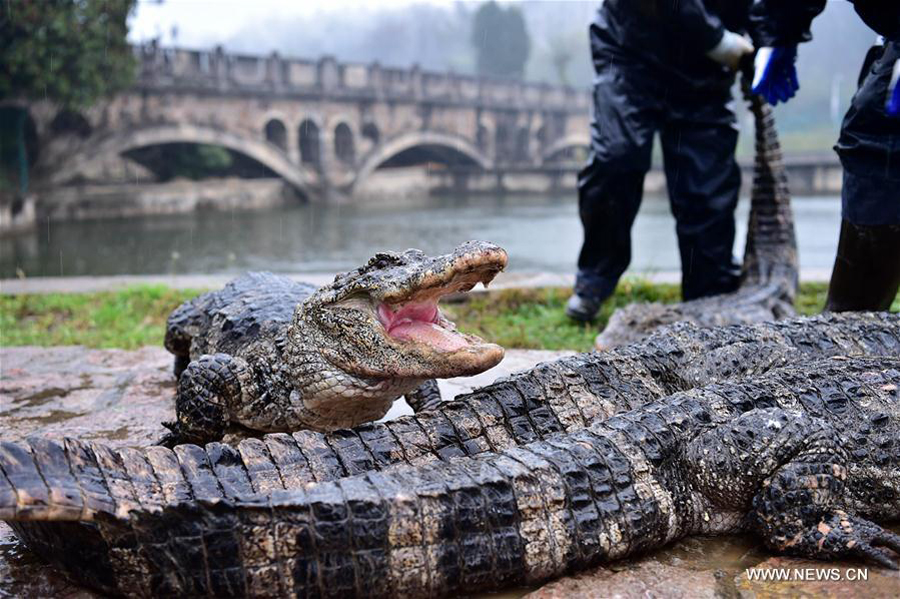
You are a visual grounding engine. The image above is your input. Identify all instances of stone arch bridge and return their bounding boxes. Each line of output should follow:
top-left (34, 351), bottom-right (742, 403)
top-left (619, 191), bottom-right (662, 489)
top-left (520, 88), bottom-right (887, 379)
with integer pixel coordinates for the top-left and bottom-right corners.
top-left (30, 45), bottom-right (591, 201)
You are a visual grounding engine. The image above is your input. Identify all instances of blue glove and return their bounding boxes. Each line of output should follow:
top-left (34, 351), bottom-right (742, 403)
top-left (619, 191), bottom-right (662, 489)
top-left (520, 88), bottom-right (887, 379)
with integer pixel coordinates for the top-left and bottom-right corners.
top-left (751, 46), bottom-right (799, 106)
top-left (888, 59), bottom-right (900, 117)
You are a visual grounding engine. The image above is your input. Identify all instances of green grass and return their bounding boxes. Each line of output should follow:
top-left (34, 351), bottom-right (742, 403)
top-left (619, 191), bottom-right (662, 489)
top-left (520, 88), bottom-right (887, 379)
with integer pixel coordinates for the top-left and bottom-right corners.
top-left (443, 280), bottom-right (681, 352)
top-left (0, 285), bottom-right (203, 349)
top-left (4, 281), bottom-right (894, 353)
top-left (442, 281), bottom-right (889, 352)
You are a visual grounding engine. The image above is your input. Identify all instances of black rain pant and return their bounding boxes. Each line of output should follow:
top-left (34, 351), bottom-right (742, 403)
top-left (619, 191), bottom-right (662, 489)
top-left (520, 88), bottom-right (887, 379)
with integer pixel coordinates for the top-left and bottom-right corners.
top-left (826, 40), bottom-right (900, 312)
top-left (835, 40), bottom-right (900, 226)
top-left (575, 60), bottom-right (742, 303)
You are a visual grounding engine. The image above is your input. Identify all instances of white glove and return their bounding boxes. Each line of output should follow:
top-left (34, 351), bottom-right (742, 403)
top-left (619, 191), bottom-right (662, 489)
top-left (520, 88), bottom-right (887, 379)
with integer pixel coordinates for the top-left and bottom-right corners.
top-left (706, 30), bottom-right (755, 70)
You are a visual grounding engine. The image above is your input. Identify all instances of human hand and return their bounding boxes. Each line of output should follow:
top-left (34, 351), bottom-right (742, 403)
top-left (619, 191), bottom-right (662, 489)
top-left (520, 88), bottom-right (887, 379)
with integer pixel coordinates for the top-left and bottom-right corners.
top-left (751, 46), bottom-right (799, 105)
top-left (887, 59), bottom-right (900, 117)
top-left (707, 30), bottom-right (755, 70)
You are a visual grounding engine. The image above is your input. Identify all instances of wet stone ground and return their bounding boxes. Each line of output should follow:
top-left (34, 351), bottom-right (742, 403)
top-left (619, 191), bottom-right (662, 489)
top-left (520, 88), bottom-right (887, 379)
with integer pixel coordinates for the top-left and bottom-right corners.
top-left (1, 346), bottom-right (898, 598)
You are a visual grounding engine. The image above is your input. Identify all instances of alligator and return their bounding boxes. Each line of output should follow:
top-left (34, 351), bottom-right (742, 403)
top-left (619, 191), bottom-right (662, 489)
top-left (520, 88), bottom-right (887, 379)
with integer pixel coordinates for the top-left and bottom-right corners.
top-left (1, 312), bottom-right (899, 596)
top-left (596, 75), bottom-right (798, 349)
top-left (2, 354), bottom-right (898, 597)
top-left (159, 240), bottom-right (508, 447)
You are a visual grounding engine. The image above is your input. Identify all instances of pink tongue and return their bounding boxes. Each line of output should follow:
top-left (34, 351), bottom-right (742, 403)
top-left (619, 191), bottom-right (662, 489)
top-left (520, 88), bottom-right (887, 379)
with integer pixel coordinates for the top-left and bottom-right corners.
top-left (390, 321), bottom-right (469, 351)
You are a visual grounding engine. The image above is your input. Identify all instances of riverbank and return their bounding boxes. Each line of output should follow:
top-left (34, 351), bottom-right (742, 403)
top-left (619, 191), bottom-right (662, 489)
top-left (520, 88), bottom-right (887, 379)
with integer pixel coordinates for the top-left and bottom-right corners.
top-left (0, 281), bottom-right (867, 353)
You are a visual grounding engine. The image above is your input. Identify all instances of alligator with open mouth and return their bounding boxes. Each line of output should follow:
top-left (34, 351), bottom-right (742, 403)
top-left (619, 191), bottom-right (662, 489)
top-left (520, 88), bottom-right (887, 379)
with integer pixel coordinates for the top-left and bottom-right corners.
top-left (159, 240), bottom-right (508, 446)
top-left (595, 75), bottom-right (799, 349)
top-left (1, 312), bottom-right (898, 596)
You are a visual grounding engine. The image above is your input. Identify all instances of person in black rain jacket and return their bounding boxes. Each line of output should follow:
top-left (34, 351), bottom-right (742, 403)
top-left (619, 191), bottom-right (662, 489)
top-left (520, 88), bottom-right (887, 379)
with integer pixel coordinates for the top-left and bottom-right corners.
top-left (750, 0), bottom-right (900, 312)
top-left (566, 0), bottom-right (758, 321)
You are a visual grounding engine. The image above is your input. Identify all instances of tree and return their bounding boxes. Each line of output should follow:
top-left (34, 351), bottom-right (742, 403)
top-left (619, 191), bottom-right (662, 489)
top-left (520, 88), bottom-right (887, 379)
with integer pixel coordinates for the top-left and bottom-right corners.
top-left (470, 1), bottom-right (531, 79)
top-left (0, 0), bottom-right (136, 195)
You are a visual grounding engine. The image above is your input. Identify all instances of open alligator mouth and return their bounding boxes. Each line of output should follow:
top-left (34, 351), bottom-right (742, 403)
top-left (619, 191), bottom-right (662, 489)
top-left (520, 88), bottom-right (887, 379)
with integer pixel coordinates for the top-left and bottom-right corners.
top-left (374, 243), bottom-right (507, 372)
top-left (378, 300), bottom-right (473, 352)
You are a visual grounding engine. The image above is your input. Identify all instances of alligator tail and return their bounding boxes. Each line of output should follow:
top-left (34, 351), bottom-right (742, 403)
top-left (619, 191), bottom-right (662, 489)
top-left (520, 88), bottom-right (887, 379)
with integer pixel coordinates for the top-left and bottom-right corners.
top-left (137, 425), bottom-right (674, 598)
top-left (0, 437), bottom-right (171, 522)
top-left (1, 438), bottom-right (100, 522)
top-left (739, 73), bottom-right (799, 309)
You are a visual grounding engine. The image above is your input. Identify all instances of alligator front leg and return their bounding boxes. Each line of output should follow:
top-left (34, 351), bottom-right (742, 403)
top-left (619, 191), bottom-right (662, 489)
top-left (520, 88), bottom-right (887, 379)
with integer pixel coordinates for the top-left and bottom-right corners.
top-left (172, 354), bottom-right (191, 379)
top-left (404, 378), bottom-right (442, 412)
top-left (158, 353), bottom-right (249, 448)
top-left (687, 406), bottom-right (900, 569)
top-left (752, 450), bottom-right (900, 569)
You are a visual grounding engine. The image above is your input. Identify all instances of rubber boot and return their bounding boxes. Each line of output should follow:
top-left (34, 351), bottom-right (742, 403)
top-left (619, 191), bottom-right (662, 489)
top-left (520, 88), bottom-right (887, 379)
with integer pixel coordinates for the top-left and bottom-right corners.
top-left (825, 220), bottom-right (900, 312)
top-left (565, 293), bottom-right (603, 322)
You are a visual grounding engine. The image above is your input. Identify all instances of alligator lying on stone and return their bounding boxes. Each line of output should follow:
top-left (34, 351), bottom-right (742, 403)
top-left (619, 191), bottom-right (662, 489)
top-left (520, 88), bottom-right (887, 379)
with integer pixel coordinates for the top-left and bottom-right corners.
top-left (596, 75), bottom-right (798, 349)
top-left (1, 313), bottom-right (898, 596)
top-left (159, 240), bottom-right (508, 446)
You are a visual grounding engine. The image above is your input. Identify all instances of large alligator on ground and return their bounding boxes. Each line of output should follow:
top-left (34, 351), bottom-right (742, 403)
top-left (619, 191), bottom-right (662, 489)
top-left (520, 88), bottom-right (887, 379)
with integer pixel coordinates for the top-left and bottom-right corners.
top-left (596, 75), bottom-right (798, 349)
top-left (159, 240), bottom-right (508, 446)
top-left (1, 313), bottom-right (899, 596)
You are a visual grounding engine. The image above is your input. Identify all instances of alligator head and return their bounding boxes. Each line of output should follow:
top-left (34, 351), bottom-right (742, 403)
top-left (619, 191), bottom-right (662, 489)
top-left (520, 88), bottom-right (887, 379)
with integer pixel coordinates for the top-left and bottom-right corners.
top-left (283, 240), bottom-right (508, 429)
top-left (295, 240), bottom-right (507, 377)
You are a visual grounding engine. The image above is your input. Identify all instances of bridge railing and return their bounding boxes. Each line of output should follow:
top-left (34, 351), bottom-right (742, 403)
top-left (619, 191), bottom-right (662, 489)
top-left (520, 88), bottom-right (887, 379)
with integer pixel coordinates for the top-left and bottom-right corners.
top-left (133, 44), bottom-right (590, 113)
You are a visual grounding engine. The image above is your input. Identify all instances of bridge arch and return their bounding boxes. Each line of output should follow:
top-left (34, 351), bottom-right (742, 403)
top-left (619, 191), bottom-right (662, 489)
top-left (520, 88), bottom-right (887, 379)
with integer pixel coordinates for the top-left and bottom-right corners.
top-left (333, 122), bottom-right (355, 165)
top-left (514, 126), bottom-right (531, 162)
top-left (361, 122), bottom-right (379, 145)
top-left (353, 131), bottom-right (492, 189)
top-left (298, 118), bottom-right (322, 167)
top-left (264, 118), bottom-right (288, 152)
top-left (49, 124), bottom-right (316, 191)
top-left (541, 133), bottom-right (590, 164)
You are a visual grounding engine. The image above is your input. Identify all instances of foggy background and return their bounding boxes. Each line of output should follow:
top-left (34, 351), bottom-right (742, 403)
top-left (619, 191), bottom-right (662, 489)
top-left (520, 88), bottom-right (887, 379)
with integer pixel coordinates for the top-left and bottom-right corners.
top-left (0, 0), bottom-right (874, 277)
top-left (131, 0), bottom-right (877, 155)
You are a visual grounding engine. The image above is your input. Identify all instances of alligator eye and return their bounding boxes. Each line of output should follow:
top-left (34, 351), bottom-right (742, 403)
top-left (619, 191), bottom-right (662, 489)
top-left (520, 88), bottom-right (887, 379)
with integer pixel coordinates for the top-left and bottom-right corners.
top-left (368, 252), bottom-right (402, 268)
top-left (338, 290), bottom-right (373, 303)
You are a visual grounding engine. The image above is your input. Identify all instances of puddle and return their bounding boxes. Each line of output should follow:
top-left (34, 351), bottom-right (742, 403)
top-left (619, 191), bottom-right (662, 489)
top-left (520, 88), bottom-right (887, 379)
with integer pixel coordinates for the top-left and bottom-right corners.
top-left (8, 386), bottom-right (82, 408)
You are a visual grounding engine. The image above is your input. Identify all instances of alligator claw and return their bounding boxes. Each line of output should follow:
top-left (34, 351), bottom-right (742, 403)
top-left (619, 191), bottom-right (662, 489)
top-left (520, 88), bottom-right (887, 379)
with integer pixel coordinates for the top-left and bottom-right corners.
top-left (156, 421), bottom-right (192, 448)
top-left (854, 543), bottom-right (899, 570)
top-left (405, 379), bottom-right (442, 413)
top-left (861, 529), bottom-right (900, 570)
top-left (819, 512), bottom-right (900, 570)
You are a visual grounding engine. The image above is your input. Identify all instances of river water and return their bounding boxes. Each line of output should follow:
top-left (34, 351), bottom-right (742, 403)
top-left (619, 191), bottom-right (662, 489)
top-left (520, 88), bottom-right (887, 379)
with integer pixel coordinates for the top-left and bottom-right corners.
top-left (0, 194), bottom-right (842, 279)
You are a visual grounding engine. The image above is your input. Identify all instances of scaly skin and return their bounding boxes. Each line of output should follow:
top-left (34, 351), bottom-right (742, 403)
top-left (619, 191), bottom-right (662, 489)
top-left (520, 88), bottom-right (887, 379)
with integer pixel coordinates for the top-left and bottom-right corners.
top-left (2, 355), bottom-right (898, 596)
top-left (1, 313), bottom-right (899, 596)
top-left (596, 74), bottom-right (798, 349)
top-left (160, 241), bottom-right (508, 447)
